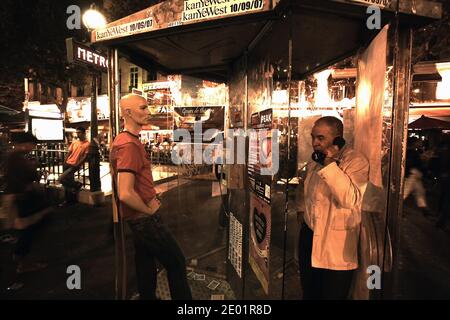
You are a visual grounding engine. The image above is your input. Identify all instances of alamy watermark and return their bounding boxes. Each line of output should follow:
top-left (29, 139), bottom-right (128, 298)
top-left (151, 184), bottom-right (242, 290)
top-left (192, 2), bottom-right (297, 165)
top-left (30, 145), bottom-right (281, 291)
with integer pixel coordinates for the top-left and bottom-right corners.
top-left (366, 5), bottom-right (382, 30)
top-left (66, 5), bottom-right (82, 30)
top-left (367, 265), bottom-right (382, 290)
top-left (171, 125), bottom-right (279, 176)
top-left (66, 265), bottom-right (81, 290)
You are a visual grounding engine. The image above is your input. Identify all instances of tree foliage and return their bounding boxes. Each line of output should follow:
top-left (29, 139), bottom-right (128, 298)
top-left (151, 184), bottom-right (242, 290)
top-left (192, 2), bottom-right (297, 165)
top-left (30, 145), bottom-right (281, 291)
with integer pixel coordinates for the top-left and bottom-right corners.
top-left (103, 0), bottom-right (164, 22)
top-left (0, 0), bottom-right (92, 111)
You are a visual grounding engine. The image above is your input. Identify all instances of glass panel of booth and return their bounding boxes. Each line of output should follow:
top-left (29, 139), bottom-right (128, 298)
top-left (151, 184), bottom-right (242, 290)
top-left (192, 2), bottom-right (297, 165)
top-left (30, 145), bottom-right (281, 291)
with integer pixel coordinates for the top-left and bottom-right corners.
top-left (241, 14), bottom-right (291, 300)
top-left (234, 19), bottom-right (396, 300)
top-left (286, 24), bottom-right (394, 300)
top-left (161, 76), bottom-right (229, 300)
top-left (117, 19), bottom-right (397, 301)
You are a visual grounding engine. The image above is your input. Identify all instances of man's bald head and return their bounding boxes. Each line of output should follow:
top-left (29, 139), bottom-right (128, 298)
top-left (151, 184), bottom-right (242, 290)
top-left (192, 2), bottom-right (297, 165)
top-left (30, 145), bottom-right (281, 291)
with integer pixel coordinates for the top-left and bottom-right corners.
top-left (120, 94), bottom-right (148, 114)
top-left (314, 116), bottom-right (343, 137)
top-left (120, 94), bottom-right (150, 127)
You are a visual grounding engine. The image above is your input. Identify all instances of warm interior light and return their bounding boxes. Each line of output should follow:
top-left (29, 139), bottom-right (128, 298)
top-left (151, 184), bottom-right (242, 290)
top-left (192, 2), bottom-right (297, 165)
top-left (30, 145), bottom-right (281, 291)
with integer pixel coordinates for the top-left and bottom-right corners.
top-left (272, 90), bottom-right (288, 104)
top-left (436, 63), bottom-right (450, 100)
top-left (313, 69), bottom-right (332, 107)
top-left (356, 79), bottom-right (371, 115)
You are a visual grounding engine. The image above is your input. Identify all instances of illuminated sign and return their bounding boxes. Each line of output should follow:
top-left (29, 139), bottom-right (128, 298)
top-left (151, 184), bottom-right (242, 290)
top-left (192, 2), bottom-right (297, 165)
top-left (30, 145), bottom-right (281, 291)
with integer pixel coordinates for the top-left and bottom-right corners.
top-left (31, 118), bottom-right (64, 141)
top-left (66, 38), bottom-right (108, 71)
top-left (91, 0), bottom-right (272, 43)
top-left (67, 95), bottom-right (109, 123)
top-left (347, 0), bottom-right (392, 8)
top-left (27, 103), bottom-right (63, 119)
top-left (142, 81), bottom-right (175, 91)
top-left (182, 0), bottom-right (265, 23)
top-left (95, 18), bottom-right (153, 41)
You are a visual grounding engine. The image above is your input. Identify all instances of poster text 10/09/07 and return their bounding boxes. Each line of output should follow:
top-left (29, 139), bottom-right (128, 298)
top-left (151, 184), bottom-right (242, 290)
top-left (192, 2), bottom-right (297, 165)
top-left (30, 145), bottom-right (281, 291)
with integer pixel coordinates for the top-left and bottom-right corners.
top-left (182, 0), bottom-right (264, 22)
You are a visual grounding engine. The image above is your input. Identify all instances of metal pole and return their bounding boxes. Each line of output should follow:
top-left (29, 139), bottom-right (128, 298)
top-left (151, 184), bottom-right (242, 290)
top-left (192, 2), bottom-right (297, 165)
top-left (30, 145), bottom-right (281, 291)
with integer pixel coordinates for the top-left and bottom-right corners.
top-left (108, 48), bottom-right (127, 300)
top-left (381, 25), bottom-right (413, 299)
top-left (281, 13), bottom-right (293, 299)
top-left (89, 72), bottom-right (101, 192)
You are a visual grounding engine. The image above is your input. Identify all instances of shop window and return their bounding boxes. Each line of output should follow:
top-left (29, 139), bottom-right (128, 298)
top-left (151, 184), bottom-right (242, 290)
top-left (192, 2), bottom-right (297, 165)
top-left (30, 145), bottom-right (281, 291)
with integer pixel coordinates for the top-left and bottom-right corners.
top-left (119, 69), bottom-right (122, 93)
top-left (76, 86), bottom-right (84, 97)
top-left (146, 69), bottom-right (157, 82)
top-left (130, 66), bottom-right (138, 91)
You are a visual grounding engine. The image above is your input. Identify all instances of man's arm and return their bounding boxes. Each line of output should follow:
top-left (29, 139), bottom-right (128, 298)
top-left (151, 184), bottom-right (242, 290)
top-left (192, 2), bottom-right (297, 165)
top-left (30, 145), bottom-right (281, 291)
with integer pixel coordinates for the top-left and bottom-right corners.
top-left (317, 154), bottom-right (369, 209)
top-left (65, 143), bottom-right (73, 164)
top-left (117, 172), bottom-right (158, 215)
top-left (73, 153), bottom-right (88, 168)
top-left (73, 143), bottom-right (90, 168)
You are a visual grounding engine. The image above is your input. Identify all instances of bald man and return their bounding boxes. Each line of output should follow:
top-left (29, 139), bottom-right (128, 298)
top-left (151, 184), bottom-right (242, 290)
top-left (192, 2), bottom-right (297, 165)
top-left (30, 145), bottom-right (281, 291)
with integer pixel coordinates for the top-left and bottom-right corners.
top-left (299, 116), bottom-right (369, 300)
top-left (110, 94), bottom-right (192, 300)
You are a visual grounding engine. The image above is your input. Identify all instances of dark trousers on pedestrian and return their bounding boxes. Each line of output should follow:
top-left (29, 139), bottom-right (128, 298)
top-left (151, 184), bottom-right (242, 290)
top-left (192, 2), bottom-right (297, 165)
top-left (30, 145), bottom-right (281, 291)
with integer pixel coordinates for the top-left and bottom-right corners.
top-left (60, 164), bottom-right (77, 203)
top-left (127, 213), bottom-right (192, 300)
top-left (298, 223), bottom-right (354, 300)
top-left (13, 223), bottom-right (39, 258)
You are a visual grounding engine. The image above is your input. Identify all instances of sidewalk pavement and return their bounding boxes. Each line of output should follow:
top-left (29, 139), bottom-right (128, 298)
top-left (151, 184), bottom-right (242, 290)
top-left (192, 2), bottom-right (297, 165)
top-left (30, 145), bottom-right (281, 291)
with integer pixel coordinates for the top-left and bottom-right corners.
top-left (2, 178), bottom-right (448, 299)
top-left (0, 178), bottom-right (229, 300)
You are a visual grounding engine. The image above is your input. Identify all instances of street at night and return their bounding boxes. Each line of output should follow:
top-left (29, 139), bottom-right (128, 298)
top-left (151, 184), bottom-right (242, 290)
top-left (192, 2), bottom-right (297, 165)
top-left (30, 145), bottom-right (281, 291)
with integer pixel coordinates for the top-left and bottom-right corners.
top-left (0, 0), bottom-right (449, 307)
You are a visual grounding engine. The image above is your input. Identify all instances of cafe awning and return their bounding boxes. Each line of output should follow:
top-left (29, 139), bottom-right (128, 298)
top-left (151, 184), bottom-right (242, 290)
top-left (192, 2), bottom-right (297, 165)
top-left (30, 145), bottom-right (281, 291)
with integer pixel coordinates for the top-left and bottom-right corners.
top-left (408, 115), bottom-right (450, 130)
top-left (93, 0), bottom-right (441, 83)
top-left (0, 105), bottom-right (21, 115)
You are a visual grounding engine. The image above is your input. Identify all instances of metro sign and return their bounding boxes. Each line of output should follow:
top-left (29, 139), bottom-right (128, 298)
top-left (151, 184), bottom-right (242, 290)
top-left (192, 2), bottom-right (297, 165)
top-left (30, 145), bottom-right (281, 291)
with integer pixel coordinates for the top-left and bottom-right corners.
top-left (66, 38), bottom-right (108, 71)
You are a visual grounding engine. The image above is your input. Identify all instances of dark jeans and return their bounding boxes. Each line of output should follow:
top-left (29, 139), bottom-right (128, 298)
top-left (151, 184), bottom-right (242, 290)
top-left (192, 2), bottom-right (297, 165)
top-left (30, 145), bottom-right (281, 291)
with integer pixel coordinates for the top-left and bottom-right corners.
top-left (14, 223), bottom-right (39, 258)
top-left (60, 164), bottom-right (78, 203)
top-left (298, 223), bottom-right (354, 300)
top-left (14, 190), bottom-right (49, 257)
top-left (127, 213), bottom-right (192, 300)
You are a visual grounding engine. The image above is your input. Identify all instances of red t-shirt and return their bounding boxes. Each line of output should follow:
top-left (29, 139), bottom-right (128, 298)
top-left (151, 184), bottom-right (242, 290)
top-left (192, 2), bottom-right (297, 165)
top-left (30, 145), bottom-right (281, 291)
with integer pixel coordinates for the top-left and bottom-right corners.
top-left (66, 140), bottom-right (90, 166)
top-left (110, 131), bottom-right (156, 220)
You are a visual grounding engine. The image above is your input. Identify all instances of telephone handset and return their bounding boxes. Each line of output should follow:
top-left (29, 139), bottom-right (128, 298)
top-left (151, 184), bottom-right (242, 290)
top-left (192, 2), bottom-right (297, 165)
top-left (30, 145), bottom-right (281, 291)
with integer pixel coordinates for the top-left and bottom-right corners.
top-left (311, 136), bottom-right (346, 165)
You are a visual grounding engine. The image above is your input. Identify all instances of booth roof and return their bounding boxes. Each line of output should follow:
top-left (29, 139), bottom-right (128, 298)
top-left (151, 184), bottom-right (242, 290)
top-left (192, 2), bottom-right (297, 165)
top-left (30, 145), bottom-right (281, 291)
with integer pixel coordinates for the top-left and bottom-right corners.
top-left (96, 0), bottom-right (441, 83)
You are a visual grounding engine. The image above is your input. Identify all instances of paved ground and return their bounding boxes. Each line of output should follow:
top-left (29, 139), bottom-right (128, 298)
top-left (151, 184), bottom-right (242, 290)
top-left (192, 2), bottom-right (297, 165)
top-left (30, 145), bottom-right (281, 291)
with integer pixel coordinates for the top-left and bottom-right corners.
top-left (395, 196), bottom-right (450, 299)
top-left (0, 178), bottom-right (230, 300)
top-left (0, 178), bottom-right (449, 300)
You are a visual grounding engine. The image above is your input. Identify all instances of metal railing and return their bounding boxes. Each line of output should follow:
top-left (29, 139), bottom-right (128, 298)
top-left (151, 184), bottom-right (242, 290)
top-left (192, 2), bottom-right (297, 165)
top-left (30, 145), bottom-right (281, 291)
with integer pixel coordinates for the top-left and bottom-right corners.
top-left (31, 143), bottom-right (90, 189)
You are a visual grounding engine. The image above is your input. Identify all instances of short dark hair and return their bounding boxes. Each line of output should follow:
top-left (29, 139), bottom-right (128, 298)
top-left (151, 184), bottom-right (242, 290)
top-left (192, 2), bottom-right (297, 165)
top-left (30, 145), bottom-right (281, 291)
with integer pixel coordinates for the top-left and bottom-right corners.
top-left (76, 127), bottom-right (86, 133)
top-left (315, 116), bottom-right (344, 137)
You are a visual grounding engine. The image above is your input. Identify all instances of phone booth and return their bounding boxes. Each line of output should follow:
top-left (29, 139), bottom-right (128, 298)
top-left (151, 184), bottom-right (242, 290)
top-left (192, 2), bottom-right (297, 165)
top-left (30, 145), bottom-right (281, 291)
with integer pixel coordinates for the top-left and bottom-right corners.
top-left (95, 0), bottom-right (442, 299)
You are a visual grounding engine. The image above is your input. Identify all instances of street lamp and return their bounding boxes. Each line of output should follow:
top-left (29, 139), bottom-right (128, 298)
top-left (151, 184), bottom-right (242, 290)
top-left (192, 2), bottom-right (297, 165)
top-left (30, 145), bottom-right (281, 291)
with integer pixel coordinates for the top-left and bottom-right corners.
top-left (82, 4), bottom-right (107, 194)
top-left (82, 6), bottom-right (107, 31)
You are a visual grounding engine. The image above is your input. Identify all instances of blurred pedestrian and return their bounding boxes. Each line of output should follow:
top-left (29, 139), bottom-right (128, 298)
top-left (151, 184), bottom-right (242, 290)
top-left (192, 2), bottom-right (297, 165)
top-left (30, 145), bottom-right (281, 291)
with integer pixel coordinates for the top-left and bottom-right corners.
top-left (3, 132), bottom-right (51, 274)
top-left (403, 137), bottom-right (433, 216)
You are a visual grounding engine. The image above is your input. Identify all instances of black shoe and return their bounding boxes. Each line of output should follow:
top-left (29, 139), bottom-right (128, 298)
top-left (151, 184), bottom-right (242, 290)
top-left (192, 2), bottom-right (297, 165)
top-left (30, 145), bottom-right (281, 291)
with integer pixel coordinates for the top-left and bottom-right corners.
top-left (421, 207), bottom-right (433, 217)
